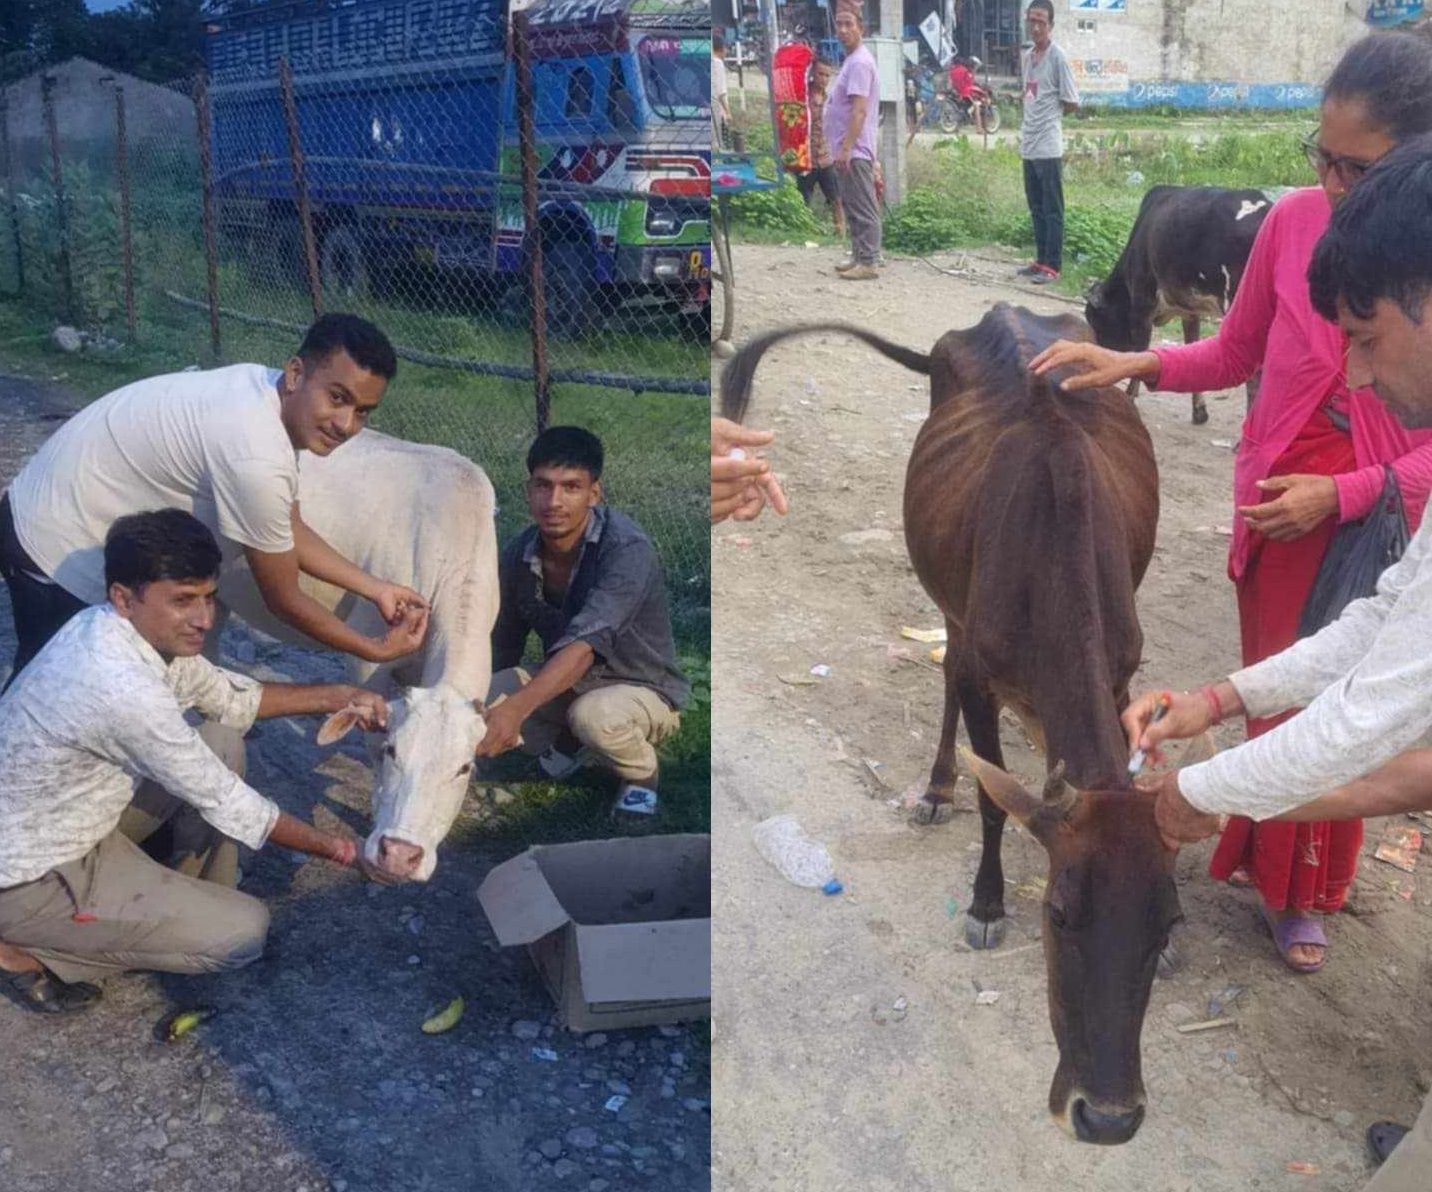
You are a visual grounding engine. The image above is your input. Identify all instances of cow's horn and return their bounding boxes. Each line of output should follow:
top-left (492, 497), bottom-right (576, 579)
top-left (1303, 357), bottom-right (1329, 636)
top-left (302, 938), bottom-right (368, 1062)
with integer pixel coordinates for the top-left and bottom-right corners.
top-left (1042, 758), bottom-right (1079, 813)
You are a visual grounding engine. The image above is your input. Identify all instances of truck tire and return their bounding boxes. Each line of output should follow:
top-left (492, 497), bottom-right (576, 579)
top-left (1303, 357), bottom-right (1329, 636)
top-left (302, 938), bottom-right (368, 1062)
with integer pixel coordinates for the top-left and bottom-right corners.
top-left (256, 218), bottom-right (308, 291)
top-left (542, 241), bottom-right (595, 340)
top-left (320, 226), bottom-right (371, 304)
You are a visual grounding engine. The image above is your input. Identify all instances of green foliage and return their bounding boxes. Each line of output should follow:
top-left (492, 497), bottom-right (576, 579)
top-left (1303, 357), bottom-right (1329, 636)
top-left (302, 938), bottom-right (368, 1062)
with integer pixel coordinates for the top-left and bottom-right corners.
top-left (1062, 205), bottom-right (1134, 277)
top-left (726, 177), bottom-right (822, 237)
top-left (882, 187), bottom-right (971, 254)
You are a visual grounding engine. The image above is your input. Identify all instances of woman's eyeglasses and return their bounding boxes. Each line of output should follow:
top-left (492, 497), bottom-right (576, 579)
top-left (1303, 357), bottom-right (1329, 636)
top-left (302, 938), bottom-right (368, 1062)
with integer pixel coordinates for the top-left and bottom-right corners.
top-left (1301, 132), bottom-right (1373, 187)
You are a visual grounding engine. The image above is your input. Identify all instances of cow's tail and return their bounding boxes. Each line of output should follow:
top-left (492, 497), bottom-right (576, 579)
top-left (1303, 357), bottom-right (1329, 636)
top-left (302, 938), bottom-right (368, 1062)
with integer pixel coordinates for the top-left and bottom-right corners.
top-left (719, 323), bottom-right (931, 424)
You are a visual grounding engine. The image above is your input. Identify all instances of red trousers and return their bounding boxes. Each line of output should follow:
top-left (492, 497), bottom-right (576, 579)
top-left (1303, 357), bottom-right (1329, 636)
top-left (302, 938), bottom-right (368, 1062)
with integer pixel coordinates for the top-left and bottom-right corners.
top-left (1208, 409), bottom-right (1363, 913)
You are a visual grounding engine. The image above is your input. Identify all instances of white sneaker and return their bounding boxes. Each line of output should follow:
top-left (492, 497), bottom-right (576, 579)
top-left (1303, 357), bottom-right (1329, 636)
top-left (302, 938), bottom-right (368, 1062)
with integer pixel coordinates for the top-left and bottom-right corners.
top-left (614, 784), bottom-right (659, 816)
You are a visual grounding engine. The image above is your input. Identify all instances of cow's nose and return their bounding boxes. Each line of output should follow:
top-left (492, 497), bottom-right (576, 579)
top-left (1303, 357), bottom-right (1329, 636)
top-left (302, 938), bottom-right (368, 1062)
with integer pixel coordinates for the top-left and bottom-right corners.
top-left (1071, 1099), bottom-right (1145, 1146)
top-left (378, 836), bottom-right (424, 876)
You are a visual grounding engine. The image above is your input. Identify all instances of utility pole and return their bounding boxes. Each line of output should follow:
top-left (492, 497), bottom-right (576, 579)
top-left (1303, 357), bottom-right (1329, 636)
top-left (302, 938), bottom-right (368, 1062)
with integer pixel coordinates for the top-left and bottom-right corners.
top-left (877, 0), bottom-right (906, 207)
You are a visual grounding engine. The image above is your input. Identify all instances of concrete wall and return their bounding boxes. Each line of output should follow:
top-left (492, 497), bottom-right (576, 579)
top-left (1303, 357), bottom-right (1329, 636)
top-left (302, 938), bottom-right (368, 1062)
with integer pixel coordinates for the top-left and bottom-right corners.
top-left (1036, 1), bottom-right (1370, 105)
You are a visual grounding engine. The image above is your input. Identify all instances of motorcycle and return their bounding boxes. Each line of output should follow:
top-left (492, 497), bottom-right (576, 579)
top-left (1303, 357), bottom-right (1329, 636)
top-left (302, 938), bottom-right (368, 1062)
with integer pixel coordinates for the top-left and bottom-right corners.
top-left (944, 56), bottom-right (1002, 134)
top-left (905, 63), bottom-right (958, 141)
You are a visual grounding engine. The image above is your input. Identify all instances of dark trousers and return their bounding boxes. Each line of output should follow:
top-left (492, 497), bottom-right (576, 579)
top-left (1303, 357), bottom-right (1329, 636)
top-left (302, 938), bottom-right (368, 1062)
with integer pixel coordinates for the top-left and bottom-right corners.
top-left (0, 492), bottom-right (87, 692)
top-left (1023, 157), bottom-right (1065, 273)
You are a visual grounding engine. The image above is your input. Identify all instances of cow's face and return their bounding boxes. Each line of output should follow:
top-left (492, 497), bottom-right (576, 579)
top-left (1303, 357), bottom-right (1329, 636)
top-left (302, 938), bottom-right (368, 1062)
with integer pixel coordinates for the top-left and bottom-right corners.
top-left (961, 750), bottom-right (1180, 1145)
top-left (320, 685), bottom-right (486, 882)
top-left (1083, 284), bottom-right (1137, 353)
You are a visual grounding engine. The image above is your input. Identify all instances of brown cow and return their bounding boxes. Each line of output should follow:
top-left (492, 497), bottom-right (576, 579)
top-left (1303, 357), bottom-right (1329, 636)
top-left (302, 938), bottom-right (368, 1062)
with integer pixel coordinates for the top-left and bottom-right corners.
top-left (720, 304), bottom-right (1179, 1145)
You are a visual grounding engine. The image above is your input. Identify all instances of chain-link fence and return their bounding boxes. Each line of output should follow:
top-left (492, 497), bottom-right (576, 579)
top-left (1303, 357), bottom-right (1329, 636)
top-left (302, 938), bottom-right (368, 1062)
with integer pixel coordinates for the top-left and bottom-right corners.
top-left (0, 0), bottom-right (711, 643)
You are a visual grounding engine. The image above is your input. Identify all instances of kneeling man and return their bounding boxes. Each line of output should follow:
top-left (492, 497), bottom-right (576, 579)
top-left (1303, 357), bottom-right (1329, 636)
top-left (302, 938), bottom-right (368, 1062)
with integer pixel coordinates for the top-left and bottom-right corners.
top-left (478, 427), bottom-right (688, 812)
top-left (0, 510), bottom-right (384, 1015)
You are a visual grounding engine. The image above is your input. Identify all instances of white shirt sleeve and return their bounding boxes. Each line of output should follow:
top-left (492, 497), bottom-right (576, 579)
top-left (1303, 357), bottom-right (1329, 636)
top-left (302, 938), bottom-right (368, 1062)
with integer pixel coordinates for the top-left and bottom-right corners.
top-left (100, 678), bottom-right (279, 850)
top-left (169, 656), bottom-right (264, 731)
top-left (208, 445), bottom-right (297, 555)
top-left (1179, 519), bottom-right (1432, 818)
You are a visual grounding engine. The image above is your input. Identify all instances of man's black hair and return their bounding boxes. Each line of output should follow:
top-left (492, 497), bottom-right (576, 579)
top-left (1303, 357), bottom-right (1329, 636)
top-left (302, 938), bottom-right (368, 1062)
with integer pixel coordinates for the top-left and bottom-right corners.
top-left (1027, 0), bottom-right (1054, 24)
top-left (105, 509), bottom-right (222, 593)
top-left (526, 425), bottom-right (604, 481)
top-left (1309, 135), bottom-right (1432, 326)
top-left (713, 33), bottom-right (725, 53)
top-left (297, 313), bottom-right (398, 381)
top-left (1324, 32), bottom-right (1432, 141)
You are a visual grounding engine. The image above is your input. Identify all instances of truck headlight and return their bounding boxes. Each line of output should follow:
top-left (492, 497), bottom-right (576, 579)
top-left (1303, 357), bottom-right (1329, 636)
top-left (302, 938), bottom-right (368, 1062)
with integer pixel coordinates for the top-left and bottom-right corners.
top-left (652, 256), bottom-right (684, 281)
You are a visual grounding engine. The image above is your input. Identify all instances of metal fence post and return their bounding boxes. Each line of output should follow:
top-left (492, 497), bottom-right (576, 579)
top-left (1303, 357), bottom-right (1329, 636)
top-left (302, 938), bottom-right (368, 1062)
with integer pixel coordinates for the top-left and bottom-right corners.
top-left (194, 70), bottom-right (222, 359)
top-left (512, 11), bottom-right (551, 435)
top-left (0, 93), bottom-right (22, 296)
top-left (278, 56), bottom-right (323, 320)
top-left (40, 75), bottom-right (76, 324)
top-left (113, 83), bottom-right (137, 344)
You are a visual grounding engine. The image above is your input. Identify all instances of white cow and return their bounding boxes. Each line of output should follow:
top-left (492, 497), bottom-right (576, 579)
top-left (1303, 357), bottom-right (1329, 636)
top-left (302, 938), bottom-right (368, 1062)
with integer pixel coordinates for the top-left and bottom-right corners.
top-left (216, 430), bottom-right (498, 882)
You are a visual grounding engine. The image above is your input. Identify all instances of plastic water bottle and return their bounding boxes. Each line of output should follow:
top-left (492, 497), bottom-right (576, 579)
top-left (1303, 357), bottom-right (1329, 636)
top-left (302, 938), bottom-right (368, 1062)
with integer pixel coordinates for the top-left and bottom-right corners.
top-left (752, 814), bottom-right (836, 889)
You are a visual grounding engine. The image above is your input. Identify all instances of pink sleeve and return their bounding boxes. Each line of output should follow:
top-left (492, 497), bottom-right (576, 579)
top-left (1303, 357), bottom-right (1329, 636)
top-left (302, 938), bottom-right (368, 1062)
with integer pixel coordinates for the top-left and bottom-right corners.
top-left (1335, 444), bottom-right (1432, 523)
top-left (1150, 202), bottom-right (1282, 394)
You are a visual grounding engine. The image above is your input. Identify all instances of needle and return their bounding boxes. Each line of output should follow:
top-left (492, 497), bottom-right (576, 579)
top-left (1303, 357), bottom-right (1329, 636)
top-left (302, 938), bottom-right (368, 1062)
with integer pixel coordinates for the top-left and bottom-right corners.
top-left (1128, 692), bottom-right (1172, 775)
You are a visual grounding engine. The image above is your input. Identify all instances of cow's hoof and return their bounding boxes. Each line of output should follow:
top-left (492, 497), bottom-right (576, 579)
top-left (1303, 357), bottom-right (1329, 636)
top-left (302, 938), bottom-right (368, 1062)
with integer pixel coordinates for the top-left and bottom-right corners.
top-left (1191, 402), bottom-right (1209, 426)
top-left (965, 915), bottom-right (1007, 949)
top-left (910, 795), bottom-right (954, 826)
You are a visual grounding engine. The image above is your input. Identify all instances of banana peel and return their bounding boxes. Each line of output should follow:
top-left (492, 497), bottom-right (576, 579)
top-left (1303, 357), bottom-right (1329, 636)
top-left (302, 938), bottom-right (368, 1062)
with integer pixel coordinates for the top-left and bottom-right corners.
top-left (420, 996), bottom-right (465, 1035)
top-left (157, 1005), bottom-right (217, 1043)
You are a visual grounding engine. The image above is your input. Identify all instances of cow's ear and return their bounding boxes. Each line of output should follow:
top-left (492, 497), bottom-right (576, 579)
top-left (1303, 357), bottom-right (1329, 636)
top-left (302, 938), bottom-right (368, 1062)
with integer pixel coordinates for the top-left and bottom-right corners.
top-left (959, 747), bottom-right (1062, 845)
top-left (317, 706), bottom-right (366, 746)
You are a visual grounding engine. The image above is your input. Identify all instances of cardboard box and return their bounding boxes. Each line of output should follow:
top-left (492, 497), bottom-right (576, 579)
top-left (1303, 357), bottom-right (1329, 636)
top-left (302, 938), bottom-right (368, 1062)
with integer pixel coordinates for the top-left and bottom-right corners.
top-left (477, 834), bottom-right (710, 1033)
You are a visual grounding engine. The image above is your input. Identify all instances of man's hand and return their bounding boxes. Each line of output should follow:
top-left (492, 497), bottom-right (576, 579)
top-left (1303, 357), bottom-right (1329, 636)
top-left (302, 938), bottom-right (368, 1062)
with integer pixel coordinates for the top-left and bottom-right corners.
top-left (711, 418), bottom-right (788, 524)
top-left (372, 581), bottom-right (428, 625)
top-left (337, 686), bottom-right (388, 732)
top-left (1027, 340), bottom-right (1162, 390)
top-left (1122, 688), bottom-right (1214, 759)
top-left (1141, 770), bottom-right (1222, 850)
top-left (367, 604), bottom-right (429, 663)
top-left (1238, 474), bottom-right (1339, 541)
top-left (474, 698), bottom-right (526, 759)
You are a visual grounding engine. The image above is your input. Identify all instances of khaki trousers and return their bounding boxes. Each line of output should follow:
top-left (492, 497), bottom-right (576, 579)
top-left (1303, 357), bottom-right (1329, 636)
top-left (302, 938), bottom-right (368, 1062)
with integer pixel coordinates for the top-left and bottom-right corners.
top-left (488, 668), bottom-right (681, 783)
top-left (0, 721), bottom-right (268, 984)
top-left (1364, 1091), bottom-right (1432, 1192)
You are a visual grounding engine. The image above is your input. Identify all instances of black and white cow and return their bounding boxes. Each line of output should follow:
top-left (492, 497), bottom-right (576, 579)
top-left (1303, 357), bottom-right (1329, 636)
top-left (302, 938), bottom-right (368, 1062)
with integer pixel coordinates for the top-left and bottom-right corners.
top-left (1085, 185), bottom-right (1272, 424)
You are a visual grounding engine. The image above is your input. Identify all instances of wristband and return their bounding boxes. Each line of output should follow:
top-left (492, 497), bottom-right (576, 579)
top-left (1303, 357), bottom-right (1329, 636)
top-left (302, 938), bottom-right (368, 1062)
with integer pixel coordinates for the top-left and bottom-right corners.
top-left (1199, 684), bottom-right (1225, 726)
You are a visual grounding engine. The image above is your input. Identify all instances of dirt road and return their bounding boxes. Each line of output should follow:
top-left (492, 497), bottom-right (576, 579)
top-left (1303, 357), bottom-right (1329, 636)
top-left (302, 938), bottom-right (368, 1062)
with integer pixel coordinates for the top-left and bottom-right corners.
top-left (711, 243), bottom-right (1432, 1191)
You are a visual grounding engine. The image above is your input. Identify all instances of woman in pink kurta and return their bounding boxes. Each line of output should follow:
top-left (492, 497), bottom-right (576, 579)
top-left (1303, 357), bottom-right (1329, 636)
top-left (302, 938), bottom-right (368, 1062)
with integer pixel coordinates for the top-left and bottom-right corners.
top-left (1030, 32), bottom-right (1432, 972)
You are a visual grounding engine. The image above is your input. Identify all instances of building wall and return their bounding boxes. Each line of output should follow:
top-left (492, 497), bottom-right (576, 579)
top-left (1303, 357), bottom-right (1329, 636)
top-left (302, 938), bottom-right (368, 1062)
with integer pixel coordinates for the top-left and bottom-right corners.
top-left (1049, 0), bottom-right (1369, 106)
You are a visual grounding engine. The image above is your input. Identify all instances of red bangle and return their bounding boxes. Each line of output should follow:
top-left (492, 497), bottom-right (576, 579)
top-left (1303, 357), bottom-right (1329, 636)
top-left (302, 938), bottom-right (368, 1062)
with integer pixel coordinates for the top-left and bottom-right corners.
top-left (1199, 684), bottom-right (1225, 726)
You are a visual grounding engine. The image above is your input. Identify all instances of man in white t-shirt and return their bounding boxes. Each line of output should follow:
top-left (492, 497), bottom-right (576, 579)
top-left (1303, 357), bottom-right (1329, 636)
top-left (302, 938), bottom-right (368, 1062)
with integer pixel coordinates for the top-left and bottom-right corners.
top-left (0, 313), bottom-right (428, 689)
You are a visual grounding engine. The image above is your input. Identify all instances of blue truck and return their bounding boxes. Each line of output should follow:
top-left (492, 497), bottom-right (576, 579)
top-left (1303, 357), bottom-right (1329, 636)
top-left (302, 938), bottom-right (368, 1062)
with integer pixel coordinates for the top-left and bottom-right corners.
top-left (206, 0), bottom-right (711, 337)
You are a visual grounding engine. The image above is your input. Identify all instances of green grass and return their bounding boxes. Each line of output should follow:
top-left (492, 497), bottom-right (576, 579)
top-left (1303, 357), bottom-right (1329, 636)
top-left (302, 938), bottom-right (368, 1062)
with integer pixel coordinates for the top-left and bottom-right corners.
top-left (452, 652), bottom-right (710, 846)
top-left (725, 114), bottom-right (1315, 297)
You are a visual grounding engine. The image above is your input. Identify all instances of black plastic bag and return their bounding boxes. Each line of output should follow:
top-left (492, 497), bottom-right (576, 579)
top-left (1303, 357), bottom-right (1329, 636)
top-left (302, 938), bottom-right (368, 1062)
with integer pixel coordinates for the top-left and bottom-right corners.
top-left (1297, 466), bottom-right (1409, 639)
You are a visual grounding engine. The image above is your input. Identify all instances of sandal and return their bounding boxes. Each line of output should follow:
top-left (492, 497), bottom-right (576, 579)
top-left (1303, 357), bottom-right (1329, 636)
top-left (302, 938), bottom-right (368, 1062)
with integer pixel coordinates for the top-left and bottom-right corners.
top-left (1227, 866), bottom-right (1254, 889)
top-left (0, 968), bottom-right (103, 1015)
top-left (1367, 1120), bottom-right (1409, 1166)
top-left (1258, 904), bottom-right (1327, 974)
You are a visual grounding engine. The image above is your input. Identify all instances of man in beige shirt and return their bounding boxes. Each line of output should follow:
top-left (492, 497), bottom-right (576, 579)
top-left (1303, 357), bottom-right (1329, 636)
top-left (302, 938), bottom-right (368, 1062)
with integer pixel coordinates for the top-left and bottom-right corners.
top-left (0, 510), bottom-right (386, 1016)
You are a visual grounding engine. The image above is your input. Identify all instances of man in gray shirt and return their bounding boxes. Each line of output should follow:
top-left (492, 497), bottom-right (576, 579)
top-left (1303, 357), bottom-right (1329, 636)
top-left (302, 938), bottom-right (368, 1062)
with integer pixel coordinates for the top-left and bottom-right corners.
top-left (480, 427), bottom-right (688, 814)
top-left (1017, 0), bottom-right (1079, 285)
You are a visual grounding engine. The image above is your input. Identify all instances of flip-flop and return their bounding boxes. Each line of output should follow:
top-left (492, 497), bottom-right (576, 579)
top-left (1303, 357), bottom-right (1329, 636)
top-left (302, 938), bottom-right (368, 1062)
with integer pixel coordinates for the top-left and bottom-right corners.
top-left (1258, 904), bottom-right (1327, 973)
top-left (1227, 866), bottom-right (1254, 889)
top-left (1367, 1120), bottom-right (1410, 1166)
